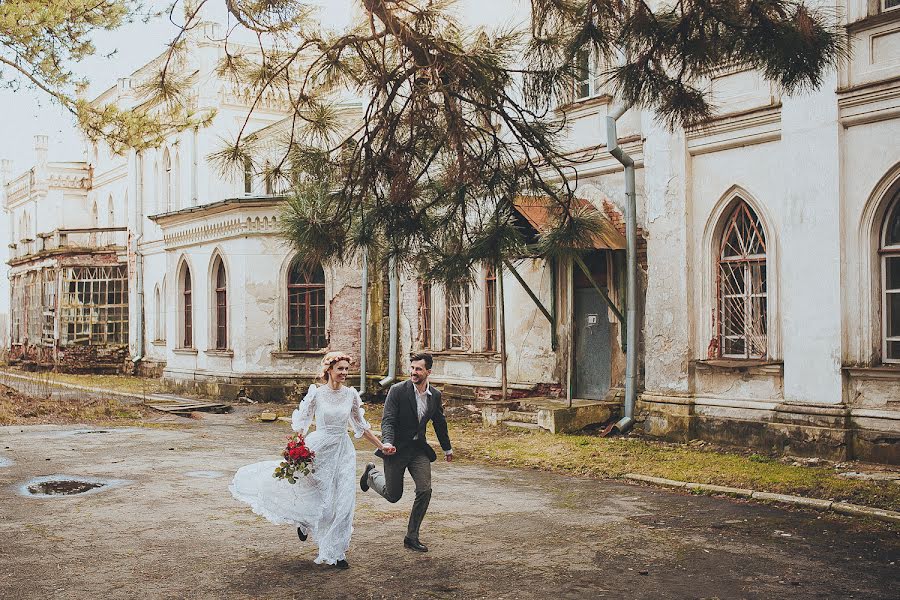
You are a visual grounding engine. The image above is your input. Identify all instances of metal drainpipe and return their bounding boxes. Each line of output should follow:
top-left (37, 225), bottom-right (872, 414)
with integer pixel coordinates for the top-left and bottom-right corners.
top-left (378, 256), bottom-right (398, 387)
top-left (132, 151), bottom-right (145, 369)
top-left (606, 105), bottom-right (638, 433)
top-left (359, 248), bottom-right (368, 393)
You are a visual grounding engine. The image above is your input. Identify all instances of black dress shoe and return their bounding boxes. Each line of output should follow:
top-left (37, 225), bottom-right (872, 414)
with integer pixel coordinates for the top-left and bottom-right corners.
top-left (335, 559), bottom-right (349, 569)
top-left (360, 462), bottom-right (375, 492)
top-left (403, 537), bottom-right (428, 552)
top-left (297, 527), bottom-right (307, 541)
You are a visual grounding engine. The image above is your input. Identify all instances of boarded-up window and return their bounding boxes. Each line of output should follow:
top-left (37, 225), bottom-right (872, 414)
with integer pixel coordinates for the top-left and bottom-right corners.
top-left (716, 201), bottom-right (767, 359)
top-left (288, 260), bottom-right (326, 351)
top-left (883, 196), bottom-right (900, 362)
top-left (447, 284), bottom-right (471, 351)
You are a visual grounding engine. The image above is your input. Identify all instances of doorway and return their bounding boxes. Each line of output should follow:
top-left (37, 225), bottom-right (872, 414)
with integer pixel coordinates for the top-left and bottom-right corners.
top-left (573, 251), bottom-right (612, 400)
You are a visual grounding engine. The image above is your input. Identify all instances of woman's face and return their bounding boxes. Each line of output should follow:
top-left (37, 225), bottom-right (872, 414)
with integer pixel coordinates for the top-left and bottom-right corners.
top-left (329, 360), bottom-right (350, 384)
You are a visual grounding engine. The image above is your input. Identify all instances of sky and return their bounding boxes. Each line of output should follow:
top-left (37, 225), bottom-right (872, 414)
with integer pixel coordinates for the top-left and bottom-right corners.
top-left (0, 0), bottom-right (526, 176)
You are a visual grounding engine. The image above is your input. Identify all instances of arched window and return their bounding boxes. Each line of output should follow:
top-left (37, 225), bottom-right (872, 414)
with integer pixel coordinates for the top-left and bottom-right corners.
top-left (181, 264), bottom-right (193, 348)
top-left (264, 161), bottom-right (274, 195)
top-left (173, 151), bottom-right (181, 209)
top-left (882, 195), bottom-right (900, 362)
top-left (287, 259), bottom-right (326, 350)
top-left (213, 257), bottom-right (227, 349)
top-left (243, 156), bottom-right (253, 195)
top-left (91, 201), bottom-right (99, 227)
top-left (107, 195), bottom-right (115, 227)
top-left (163, 148), bottom-right (172, 212)
top-left (154, 285), bottom-right (162, 342)
top-left (716, 200), bottom-right (768, 359)
top-left (160, 278), bottom-right (167, 341)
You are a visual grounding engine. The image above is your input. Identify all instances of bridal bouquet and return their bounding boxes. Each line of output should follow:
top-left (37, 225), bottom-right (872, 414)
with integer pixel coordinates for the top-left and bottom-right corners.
top-left (273, 432), bottom-right (315, 484)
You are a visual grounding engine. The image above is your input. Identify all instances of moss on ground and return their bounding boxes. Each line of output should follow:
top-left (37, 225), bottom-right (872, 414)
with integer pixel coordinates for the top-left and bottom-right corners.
top-left (440, 418), bottom-right (900, 512)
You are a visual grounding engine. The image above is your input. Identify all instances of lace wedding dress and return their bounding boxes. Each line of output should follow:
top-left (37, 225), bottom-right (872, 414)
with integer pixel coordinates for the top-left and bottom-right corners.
top-left (230, 384), bottom-right (371, 565)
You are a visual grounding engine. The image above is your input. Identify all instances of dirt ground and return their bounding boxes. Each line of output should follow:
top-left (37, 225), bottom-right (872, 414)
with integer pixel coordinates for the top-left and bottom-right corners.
top-left (0, 407), bottom-right (897, 600)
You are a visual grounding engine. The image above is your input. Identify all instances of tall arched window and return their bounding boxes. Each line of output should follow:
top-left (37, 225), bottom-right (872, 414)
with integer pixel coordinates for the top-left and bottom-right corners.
top-left (173, 151), bottom-right (181, 209)
top-left (882, 195), bottom-right (900, 362)
top-left (716, 200), bottom-right (768, 359)
top-left (107, 195), bottom-right (115, 227)
top-left (447, 284), bottom-right (472, 351)
top-left (214, 257), bottom-right (227, 349)
top-left (181, 264), bottom-right (193, 348)
top-left (243, 156), bottom-right (253, 195)
top-left (153, 285), bottom-right (162, 342)
top-left (264, 161), bottom-right (274, 195)
top-left (163, 149), bottom-right (173, 212)
top-left (287, 259), bottom-right (326, 350)
top-left (160, 278), bottom-right (167, 341)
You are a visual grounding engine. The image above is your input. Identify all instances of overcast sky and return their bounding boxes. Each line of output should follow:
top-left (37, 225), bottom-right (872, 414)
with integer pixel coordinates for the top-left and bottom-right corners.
top-left (0, 0), bottom-right (525, 176)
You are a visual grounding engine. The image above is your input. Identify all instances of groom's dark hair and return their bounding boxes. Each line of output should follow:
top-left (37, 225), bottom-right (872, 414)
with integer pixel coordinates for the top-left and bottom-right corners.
top-left (410, 352), bottom-right (433, 370)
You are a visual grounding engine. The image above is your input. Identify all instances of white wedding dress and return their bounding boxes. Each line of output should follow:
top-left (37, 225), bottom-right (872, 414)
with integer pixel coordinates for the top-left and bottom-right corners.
top-left (230, 384), bottom-right (371, 565)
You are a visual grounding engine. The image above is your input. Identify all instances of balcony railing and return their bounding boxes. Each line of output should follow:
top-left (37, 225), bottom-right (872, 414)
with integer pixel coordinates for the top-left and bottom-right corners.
top-left (9, 227), bottom-right (128, 260)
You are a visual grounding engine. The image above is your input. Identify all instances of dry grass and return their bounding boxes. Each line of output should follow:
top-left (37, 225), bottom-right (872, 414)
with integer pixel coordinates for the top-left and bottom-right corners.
top-left (0, 384), bottom-right (151, 425)
top-left (434, 418), bottom-right (900, 513)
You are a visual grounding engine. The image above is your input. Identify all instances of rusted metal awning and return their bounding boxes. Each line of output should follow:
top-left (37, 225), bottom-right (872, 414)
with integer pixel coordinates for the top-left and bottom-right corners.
top-left (512, 196), bottom-right (626, 251)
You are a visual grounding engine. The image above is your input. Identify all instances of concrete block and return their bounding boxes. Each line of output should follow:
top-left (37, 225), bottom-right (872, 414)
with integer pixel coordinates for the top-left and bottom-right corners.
top-left (832, 502), bottom-right (900, 524)
top-left (689, 483), bottom-right (753, 497)
top-left (751, 491), bottom-right (832, 510)
top-left (624, 473), bottom-right (687, 488)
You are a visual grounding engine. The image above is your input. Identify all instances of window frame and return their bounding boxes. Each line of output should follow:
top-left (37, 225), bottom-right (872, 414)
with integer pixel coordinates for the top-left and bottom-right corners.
top-left (446, 283), bottom-right (472, 351)
top-left (715, 200), bottom-right (768, 360)
top-left (287, 260), bottom-right (327, 351)
top-left (484, 267), bottom-right (497, 352)
top-left (181, 264), bottom-right (193, 349)
top-left (214, 259), bottom-right (228, 350)
top-left (418, 280), bottom-right (433, 349)
top-left (881, 196), bottom-right (900, 363)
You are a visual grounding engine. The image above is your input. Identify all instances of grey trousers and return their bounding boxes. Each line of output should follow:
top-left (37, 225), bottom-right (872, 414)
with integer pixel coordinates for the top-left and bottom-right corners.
top-left (367, 450), bottom-right (432, 541)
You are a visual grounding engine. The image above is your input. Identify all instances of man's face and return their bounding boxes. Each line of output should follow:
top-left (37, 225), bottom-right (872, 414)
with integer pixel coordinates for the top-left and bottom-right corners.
top-left (409, 359), bottom-right (430, 384)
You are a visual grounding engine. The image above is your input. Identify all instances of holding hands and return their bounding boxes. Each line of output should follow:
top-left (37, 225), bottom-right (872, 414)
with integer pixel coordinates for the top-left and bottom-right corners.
top-left (380, 442), bottom-right (397, 455)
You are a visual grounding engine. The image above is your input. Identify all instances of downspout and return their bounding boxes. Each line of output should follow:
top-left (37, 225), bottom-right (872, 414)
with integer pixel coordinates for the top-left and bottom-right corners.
top-left (359, 248), bottom-right (368, 393)
top-left (606, 105), bottom-right (638, 433)
top-left (378, 255), bottom-right (398, 387)
top-left (132, 151), bottom-right (145, 370)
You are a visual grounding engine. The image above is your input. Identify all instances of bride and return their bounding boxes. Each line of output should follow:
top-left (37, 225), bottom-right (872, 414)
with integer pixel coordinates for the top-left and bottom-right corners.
top-left (230, 351), bottom-right (391, 569)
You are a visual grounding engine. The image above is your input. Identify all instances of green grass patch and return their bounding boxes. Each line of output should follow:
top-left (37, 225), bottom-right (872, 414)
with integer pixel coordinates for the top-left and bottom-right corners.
top-left (443, 419), bottom-right (900, 512)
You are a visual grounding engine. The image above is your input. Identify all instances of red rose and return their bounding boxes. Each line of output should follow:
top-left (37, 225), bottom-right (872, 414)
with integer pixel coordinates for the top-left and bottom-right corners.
top-left (289, 447), bottom-right (302, 460)
top-left (298, 447), bottom-right (310, 459)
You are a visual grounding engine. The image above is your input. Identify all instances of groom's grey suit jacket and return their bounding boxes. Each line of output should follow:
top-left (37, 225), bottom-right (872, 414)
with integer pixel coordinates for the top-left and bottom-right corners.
top-left (375, 379), bottom-right (452, 462)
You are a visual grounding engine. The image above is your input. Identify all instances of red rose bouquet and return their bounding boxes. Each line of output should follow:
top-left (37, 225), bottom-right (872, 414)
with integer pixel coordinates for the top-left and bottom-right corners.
top-left (273, 432), bottom-right (315, 484)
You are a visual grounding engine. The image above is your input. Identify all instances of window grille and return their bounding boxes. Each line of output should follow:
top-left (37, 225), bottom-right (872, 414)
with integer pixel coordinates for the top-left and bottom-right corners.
top-left (883, 196), bottom-right (900, 362)
top-left (11, 276), bottom-right (24, 344)
top-left (447, 284), bottom-right (471, 351)
top-left (42, 269), bottom-right (57, 346)
top-left (59, 265), bottom-right (129, 346)
top-left (485, 268), bottom-right (497, 351)
top-left (716, 201), bottom-right (768, 359)
top-left (287, 260), bottom-right (326, 351)
top-left (25, 272), bottom-right (42, 344)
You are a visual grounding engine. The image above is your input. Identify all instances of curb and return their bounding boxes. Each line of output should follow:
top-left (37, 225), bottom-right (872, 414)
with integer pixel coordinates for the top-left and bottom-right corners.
top-left (622, 473), bottom-right (900, 524)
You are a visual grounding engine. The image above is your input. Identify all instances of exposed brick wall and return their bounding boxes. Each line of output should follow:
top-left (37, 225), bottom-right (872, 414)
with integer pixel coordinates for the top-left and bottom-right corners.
top-left (602, 198), bottom-right (648, 271)
top-left (328, 284), bottom-right (362, 359)
top-left (56, 344), bottom-right (129, 374)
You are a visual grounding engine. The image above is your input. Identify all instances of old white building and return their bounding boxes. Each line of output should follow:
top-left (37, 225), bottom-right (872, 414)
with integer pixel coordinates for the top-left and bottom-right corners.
top-left (4, 4), bottom-right (899, 462)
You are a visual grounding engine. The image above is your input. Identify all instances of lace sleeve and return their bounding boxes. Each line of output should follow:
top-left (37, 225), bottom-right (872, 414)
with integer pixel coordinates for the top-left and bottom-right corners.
top-left (291, 384), bottom-right (317, 435)
top-left (348, 388), bottom-right (371, 439)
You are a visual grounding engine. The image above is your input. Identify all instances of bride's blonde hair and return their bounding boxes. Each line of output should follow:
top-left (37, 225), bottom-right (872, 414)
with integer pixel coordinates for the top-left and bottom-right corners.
top-left (319, 351), bottom-right (352, 382)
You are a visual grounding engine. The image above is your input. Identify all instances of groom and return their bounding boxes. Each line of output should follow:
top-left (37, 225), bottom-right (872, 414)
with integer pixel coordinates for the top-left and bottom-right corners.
top-left (361, 352), bottom-right (453, 552)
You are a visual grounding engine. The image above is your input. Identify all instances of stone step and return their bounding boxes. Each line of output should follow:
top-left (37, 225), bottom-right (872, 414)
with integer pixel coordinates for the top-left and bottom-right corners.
top-left (502, 420), bottom-right (543, 431)
top-left (505, 410), bottom-right (539, 424)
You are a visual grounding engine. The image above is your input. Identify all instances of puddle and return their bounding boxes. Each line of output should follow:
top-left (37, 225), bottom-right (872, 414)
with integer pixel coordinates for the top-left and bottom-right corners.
top-left (185, 470), bottom-right (226, 479)
top-left (73, 430), bottom-right (110, 435)
top-left (20, 475), bottom-right (130, 498)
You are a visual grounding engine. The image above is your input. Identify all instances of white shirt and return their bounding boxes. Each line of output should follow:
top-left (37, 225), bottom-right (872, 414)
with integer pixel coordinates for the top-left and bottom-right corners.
top-left (412, 382), bottom-right (452, 455)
